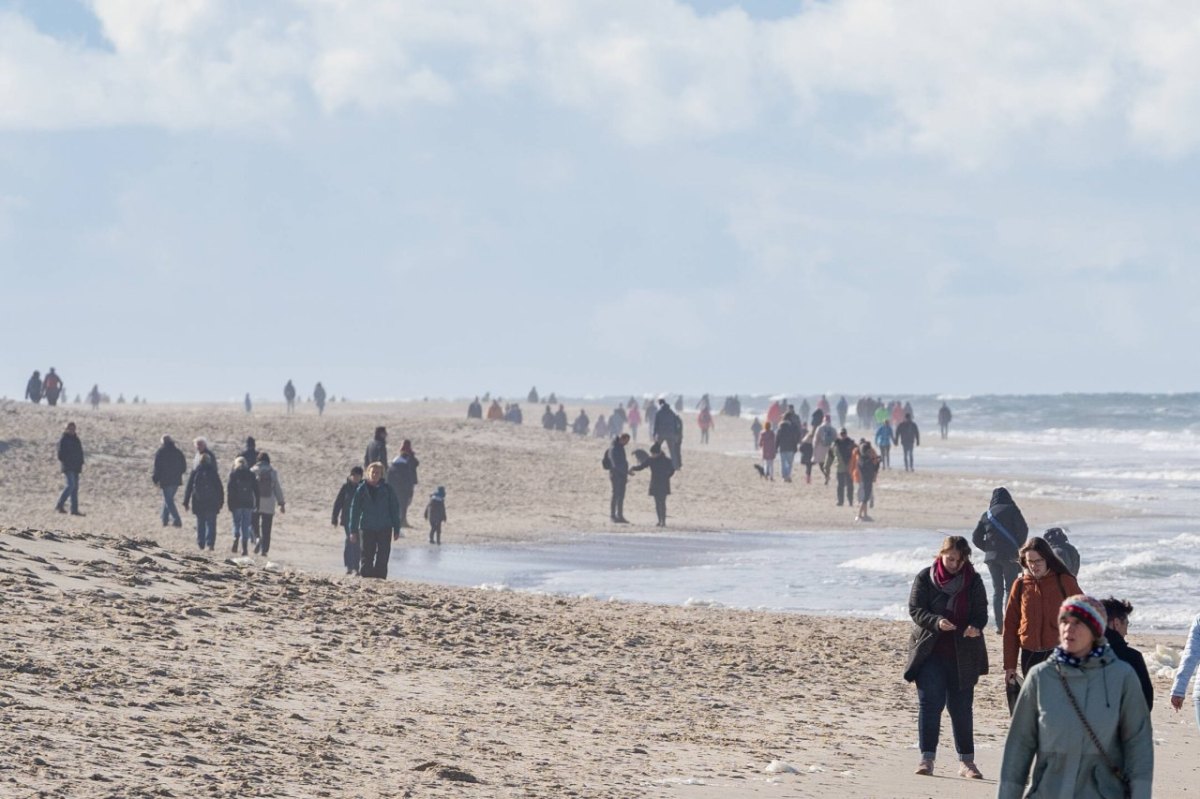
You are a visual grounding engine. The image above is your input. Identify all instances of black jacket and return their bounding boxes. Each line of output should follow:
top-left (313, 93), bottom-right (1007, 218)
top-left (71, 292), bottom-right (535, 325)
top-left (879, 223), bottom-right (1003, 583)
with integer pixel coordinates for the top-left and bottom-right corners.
top-left (653, 405), bottom-right (681, 439)
top-left (153, 442), bottom-right (187, 487)
top-left (607, 439), bottom-right (629, 477)
top-left (896, 420), bottom-right (920, 447)
top-left (971, 487), bottom-right (1029, 563)
top-left (1106, 628), bottom-right (1154, 711)
top-left (226, 466), bottom-right (259, 511)
top-left (183, 461), bottom-right (225, 515)
top-left (632, 454), bottom-right (675, 497)
top-left (424, 498), bottom-right (447, 525)
top-left (364, 438), bottom-right (388, 469)
top-left (386, 456), bottom-right (419, 496)
top-left (904, 566), bottom-right (989, 688)
top-left (57, 433), bottom-right (84, 473)
top-left (332, 479), bottom-right (357, 528)
top-left (775, 420), bottom-right (801, 452)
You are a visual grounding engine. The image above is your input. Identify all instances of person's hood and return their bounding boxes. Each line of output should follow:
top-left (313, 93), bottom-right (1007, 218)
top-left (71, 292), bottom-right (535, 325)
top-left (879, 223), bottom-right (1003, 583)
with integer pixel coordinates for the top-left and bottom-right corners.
top-left (245, 437), bottom-right (256, 448)
top-left (391, 455), bottom-right (408, 465)
top-left (990, 487), bottom-right (1014, 508)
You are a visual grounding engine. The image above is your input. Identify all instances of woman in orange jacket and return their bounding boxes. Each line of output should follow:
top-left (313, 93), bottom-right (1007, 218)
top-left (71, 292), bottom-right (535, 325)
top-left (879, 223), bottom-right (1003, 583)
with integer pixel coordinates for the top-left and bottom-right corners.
top-left (1002, 536), bottom-right (1082, 684)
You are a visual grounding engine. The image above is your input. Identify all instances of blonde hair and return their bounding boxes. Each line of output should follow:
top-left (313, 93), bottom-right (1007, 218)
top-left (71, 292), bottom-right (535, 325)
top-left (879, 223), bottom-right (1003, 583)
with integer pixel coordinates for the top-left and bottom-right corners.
top-left (234, 456), bottom-right (247, 469)
top-left (366, 461), bottom-right (385, 476)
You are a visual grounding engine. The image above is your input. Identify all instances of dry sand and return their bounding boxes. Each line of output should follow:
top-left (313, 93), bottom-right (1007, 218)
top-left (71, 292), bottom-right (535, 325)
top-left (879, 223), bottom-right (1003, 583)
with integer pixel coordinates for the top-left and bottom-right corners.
top-left (1, 399), bottom-right (1196, 797)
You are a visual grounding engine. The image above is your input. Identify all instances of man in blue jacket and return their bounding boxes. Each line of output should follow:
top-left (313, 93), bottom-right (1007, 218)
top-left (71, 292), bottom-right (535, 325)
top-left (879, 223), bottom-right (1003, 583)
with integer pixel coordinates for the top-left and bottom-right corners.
top-left (349, 462), bottom-right (401, 578)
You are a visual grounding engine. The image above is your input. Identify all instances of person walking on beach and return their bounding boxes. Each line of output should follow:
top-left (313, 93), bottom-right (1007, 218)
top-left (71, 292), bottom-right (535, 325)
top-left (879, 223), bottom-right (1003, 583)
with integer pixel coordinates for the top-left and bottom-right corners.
top-left (152, 434), bottom-right (187, 527)
top-left (938, 402), bottom-right (952, 439)
top-left (486, 399), bottom-right (504, 420)
top-left (331, 466), bottom-right (363, 574)
top-left (364, 426), bottom-right (387, 469)
top-left (831, 428), bottom-right (856, 506)
top-left (283, 379), bottom-right (296, 413)
top-left (896, 412), bottom-right (920, 471)
top-left (244, 393), bottom-right (252, 414)
top-left (226, 456), bottom-right (258, 555)
top-left (750, 416), bottom-right (762, 450)
top-left (1044, 526), bottom-right (1081, 576)
top-left (55, 421), bottom-right (85, 516)
top-left (553, 404), bottom-right (568, 432)
top-left (855, 441), bottom-right (880, 522)
top-left (193, 437), bottom-right (217, 470)
top-left (799, 423), bottom-right (815, 484)
top-left (654, 398), bottom-right (683, 471)
top-left (998, 595), bottom-right (1153, 799)
top-left (572, 409), bottom-right (590, 436)
top-left (1101, 597), bottom-right (1154, 711)
top-left (1003, 537), bottom-right (1082, 683)
top-left (467, 397), bottom-right (483, 419)
top-left (42, 368), bottom-right (63, 406)
top-left (251, 453), bottom-right (285, 556)
top-left (386, 440), bottom-right (419, 530)
top-left (604, 433), bottom-right (631, 523)
top-left (971, 487), bottom-right (1029, 633)
top-left (424, 486), bottom-right (447, 545)
top-left (813, 415), bottom-right (836, 485)
top-left (758, 421), bottom-right (777, 481)
top-left (836, 395), bottom-right (848, 428)
top-left (776, 414), bottom-right (800, 482)
top-left (25, 370), bottom-right (43, 404)
top-left (183, 452), bottom-right (223, 551)
top-left (697, 405), bottom-right (715, 445)
top-left (1171, 611), bottom-right (1200, 732)
top-left (349, 462), bottom-right (401, 578)
top-left (87, 384), bottom-right (101, 410)
top-left (313, 382), bottom-right (327, 416)
top-left (630, 442), bottom-right (675, 527)
top-left (904, 535), bottom-right (988, 780)
top-left (875, 419), bottom-right (896, 470)
top-left (627, 401), bottom-right (641, 442)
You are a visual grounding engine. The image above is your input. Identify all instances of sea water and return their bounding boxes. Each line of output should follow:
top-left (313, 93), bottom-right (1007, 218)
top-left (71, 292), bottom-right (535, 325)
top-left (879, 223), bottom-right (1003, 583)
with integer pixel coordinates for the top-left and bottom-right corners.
top-left (391, 394), bottom-right (1200, 630)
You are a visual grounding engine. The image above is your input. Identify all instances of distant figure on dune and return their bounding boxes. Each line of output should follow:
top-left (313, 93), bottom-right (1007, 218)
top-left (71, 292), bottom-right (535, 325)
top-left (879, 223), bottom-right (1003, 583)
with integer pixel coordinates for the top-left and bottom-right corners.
top-left (527, 386), bottom-right (539, 404)
top-left (424, 486), bottom-right (447, 545)
top-left (697, 405), bottom-right (715, 445)
top-left (467, 396), bottom-right (483, 419)
top-left (244, 393), bottom-right (252, 414)
top-left (938, 402), bottom-right (952, 439)
top-left (608, 405), bottom-right (626, 437)
top-left (553, 404), bottom-right (568, 432)
top-left (42, 368), bottom-right (63, 406)
top-left (547, 392), bottom-right (558, 405)
top-left (183, 452), bottom-right (223, 551)
top-left (55, 421), bottom-right (85, 516)
top-left (331, 466), bottom-right (364, 575)
top-left (226, 456), bottom-right (258, 556)
top-left (653, 398), bottom-right (683, 471)
top-left (594, 415), bottom-right (608, 439)
top-left (152, 434), bottom-right (187, 528)
top-left (541, 404), bottom-right (554, 430)
top-left (283, 380), bottom-right (296, 413)
top-left (313, 382), bottom-right (327, 416)
top-left (349, 462), bottom-right (401, 579)
top-left (364, 427), bottom-right (388, 470)
top-left (971, 487), bottom-right (1028, 633)
top-left (251, 453), bottom-right (285, 557)
top-left (896, 413), bottom-right (920, 472)
top-left (630, 441), bottom-right (674, 527)
top-left (387, 440), bottom-right (419, 529)
top-left (505, 403), bottom-right (523, 424)
top-left (486, 400), bottom-right (503, 421)
top-left (572, 409), bottom-right (590, 436)
top-left (836, 395), bottom-right (848, 428)
top-left (674, 395), bottom-right (683, 412)
top-left (758, 421), bottom-right (776, 481)
top-left (750, 416), bottom-right (762, 450)
top-left (240, 436), bottom-right (259, 468)
top-left (603, 433), bottom-right (630, 523)
top-left (25, 370), bottom-right (42, 404)
top-left (644, 398), bottom-right (657, 439)
top-left (904, 535), bottom-right (988, 781)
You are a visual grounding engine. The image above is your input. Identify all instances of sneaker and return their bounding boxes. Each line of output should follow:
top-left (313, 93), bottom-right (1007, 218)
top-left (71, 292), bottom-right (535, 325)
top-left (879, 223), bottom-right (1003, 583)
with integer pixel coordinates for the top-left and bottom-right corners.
top-left (231, 540), bottom-right (239, 553)
top-left (959, 762), bottom-right (983, 780)
top-left (172, 521), bottom-right (182, 528)
top-left (70, 511), bottom-right (86, 517)
top-left (55, 506), bottom-right (67, 514)
top-left (914, 759), bottom-right (933, 776)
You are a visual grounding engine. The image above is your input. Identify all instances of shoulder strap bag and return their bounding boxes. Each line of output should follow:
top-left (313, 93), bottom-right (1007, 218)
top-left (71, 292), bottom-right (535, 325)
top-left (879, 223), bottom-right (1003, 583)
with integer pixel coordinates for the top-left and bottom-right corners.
top-left (1055, 664), bottom-right (1132, 799)
top-left (986, 509), bottom-right (1021, 551)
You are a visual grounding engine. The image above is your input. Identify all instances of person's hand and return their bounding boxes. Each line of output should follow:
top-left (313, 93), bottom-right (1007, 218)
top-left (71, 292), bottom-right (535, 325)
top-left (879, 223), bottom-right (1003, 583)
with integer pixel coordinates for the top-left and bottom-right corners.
top-left (279, 504), bottom-right (285, 514)
top-left (1004, 668), bottom-right (1017, 684)
top-left (1171, 695), bottom-right (1185, 711)
top-left (963, 625), bottom-right (981, 638)
top-left (937, 619), bottom-right (956, 632)
top-left (182, 503), bottom-right (189, 511)
top-left (349, 534), bottom-right (357, 544)
top-left (392, 531), bottom-right (400, 541)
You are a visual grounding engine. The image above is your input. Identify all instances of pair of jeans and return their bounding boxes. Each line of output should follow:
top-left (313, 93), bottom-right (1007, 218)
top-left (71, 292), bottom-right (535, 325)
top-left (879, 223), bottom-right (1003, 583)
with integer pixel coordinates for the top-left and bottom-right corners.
top-left (836, 471), bottom-right (854, 505)
top-left (610, 476), bottom-right (627, 520)
top-left (360, 529), bottom-right (392, 578)
top-left (903, 445), bottom-right (915, 471)
top-left (397, 487), bottom-right (414, 528)
top-left (762, 457), bottom-right (775, 478)
top-left (343, 530), bottom-right (361, 573)
top-left (915, 656), bottom-right (975, 761)
top-left (160, 485), bottom-right (181, 525)
top-left (860, 478), bottom-right (874, 505)
top-left (1021, 647), bottom-right (1052, 675)
top-left (429, 521), bottom-right (442, 544)
top-left (780, 451), bottom-right (796, 480)
top-left (985, 559), bottom-right (1022, 630)
top-left (879, 445), bottom-right (890, 469)
top-left (56, 471), bottom-right (79, 513)
top-left (232, 509), bottom-right (254, 543)
top-left (195, 513), bottom-right (217, 549)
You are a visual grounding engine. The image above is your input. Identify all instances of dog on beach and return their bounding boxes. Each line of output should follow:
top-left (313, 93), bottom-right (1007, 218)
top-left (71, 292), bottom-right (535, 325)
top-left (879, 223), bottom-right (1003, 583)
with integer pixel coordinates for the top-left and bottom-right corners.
top-left (753, 464), bottom-right (768, 480)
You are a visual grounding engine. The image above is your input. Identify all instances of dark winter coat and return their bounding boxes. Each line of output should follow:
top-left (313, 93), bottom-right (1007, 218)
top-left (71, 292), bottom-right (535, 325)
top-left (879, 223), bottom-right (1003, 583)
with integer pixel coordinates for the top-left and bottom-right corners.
top-left (332, 479), bottom-right (358, 528)
top-left (971, 487), bottom-right (1029, 563)
top-left (424, 498), bottom-right (447, 525)
top-left (653, 405), bottom-right (681, 439)
top-left (904, 566), bottom-right (989, 688)
top-left (349, 480), bottom-right (401, 534)
top-left (1104, 628), bottom-right (1154, 711)
top-left (832, 436), bottom-right (856, 472)
top-left (896, 419), bottom-right (920, 447)
top-left (226, 466), bottom-right (259, 511)
top-left (183, 460), bottom-right (225, 515)
top-left (240, 438), bottom-right (258, 468)
top-left (25, 375), bottom-right (42, 402)
top-left (153, 442), bottom-right (187, 487)
top-left (632, 454), bottom-right (675, 497)
top-left (775, 419), bottom-right (801, 452)
top-left (386, 456), bottom-right (419, 499)
top-left (364, 438), bottom-right (388, 469)
top-left (57, 433), bottom-right (84, 474)
top-left (607, 439), bottom-right (629, 480)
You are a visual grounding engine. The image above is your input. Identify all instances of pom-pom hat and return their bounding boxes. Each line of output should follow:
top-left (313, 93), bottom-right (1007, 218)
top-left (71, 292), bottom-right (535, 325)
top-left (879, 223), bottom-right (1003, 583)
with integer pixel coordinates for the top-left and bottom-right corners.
top-left (1060, 594), bottom-right (1107, 641)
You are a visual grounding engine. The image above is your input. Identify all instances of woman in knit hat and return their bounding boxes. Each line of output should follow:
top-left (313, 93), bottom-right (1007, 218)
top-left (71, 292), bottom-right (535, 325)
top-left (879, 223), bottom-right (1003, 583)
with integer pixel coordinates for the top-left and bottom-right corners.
top-left (998, 594), bottom-right (1154, 799)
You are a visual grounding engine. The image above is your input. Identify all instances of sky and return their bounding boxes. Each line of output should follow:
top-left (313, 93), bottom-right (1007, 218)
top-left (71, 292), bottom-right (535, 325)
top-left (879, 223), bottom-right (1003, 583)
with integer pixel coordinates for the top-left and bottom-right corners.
top-left (2, 0), bottom-right (1200, 401)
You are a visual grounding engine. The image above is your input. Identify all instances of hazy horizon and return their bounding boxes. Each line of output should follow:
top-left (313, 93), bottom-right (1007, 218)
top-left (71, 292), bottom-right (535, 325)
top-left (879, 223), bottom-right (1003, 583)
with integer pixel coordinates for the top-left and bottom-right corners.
top-left (4, 1), bottom-right (1200, 400)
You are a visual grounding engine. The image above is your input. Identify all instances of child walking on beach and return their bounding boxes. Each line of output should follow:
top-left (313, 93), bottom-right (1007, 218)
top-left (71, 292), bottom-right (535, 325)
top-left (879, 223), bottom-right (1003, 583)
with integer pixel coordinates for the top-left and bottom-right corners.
top-left (425, 486), bottom-right (447, 545)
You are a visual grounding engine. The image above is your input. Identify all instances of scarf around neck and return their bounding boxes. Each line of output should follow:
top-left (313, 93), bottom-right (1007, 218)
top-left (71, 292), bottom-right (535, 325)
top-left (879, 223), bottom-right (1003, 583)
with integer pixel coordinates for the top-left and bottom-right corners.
top-left (931, 558), bottom-right (974, 626)
top-left (1053, 644), bottom-right (1106, 668)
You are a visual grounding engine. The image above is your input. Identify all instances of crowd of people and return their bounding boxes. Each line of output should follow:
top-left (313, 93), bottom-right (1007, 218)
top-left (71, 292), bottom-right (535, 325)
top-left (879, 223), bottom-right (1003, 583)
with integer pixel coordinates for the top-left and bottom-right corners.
top-left (904, 488), bottom-right (1200, 796)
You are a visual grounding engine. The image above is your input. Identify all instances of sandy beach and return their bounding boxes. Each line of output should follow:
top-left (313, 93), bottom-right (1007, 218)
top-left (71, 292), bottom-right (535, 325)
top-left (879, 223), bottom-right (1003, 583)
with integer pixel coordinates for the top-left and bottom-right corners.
top-left (1, 399), bottom-right (1196, 797)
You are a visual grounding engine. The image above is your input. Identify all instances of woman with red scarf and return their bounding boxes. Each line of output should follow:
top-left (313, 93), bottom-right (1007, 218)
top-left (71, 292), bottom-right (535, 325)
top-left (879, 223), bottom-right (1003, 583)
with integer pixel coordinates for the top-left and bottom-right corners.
top-left (903, 536), bottom-right (989, 780)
